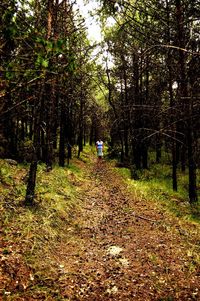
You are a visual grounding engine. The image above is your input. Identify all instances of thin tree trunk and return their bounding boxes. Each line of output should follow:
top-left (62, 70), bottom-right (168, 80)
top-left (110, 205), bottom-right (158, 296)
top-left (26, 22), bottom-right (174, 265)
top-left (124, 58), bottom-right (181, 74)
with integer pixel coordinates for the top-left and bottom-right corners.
top-left (25, 79), bottom-right (45, 205)
top-left (4, 91), bottom-right (17, 158)
top-left (45, 0), bottom-right (56, 170)
top-left (46, 78), bottom-right (55, 170)
top-left (78, 93), bottom-right (84, 157)
top-left (59, 102), bottom-right (66, 167)
top-left (106, 58), bottom-right (124, 162)
top-left (167, 47), bottom-right (177, 191)
top-left (187, 86), bottom-right (198, 202)
top-left (122, 59), bottom-right (129, 158)
top-left (90, 125), bottom-right (94, 146)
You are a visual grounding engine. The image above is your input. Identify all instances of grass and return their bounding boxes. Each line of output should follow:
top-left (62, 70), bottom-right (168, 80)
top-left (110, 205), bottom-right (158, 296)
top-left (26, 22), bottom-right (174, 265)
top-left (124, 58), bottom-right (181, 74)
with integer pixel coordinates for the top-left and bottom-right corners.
top-left (79, 144), bottom-right (97, 163)
top-left (0, 158), bottom-right (85, 300)
top-left (115, 161), bottom-right (200, 223)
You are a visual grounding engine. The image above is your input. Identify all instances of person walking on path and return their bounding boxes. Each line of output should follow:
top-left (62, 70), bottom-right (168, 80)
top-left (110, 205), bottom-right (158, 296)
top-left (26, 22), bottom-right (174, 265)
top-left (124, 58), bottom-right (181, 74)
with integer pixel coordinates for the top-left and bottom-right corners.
top-left (96, 139), bottom-right (104, 160)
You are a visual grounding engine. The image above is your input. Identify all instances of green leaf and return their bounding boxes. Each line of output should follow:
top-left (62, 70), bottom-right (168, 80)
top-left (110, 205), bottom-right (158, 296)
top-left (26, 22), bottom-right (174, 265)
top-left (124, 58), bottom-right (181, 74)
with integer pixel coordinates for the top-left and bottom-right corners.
top-left (57, 39), bottom-right (64, 50)
top-left (46, 41), bottom-right (53, 51)
top-left (41, 59), bottom-right (49, 68)
top-left (35, 55), bottom-right (42, 67)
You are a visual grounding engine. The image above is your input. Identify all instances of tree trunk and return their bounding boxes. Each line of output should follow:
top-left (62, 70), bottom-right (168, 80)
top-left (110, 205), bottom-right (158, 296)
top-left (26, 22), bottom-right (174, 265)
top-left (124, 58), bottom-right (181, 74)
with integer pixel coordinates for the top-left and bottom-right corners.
top-left (25, 156), bottom-right (38, 206)
top-left (25, 79), bottom-right (45, 206)
top-left (187, 86), bottom-right (198, 203)
top-left (142, 145), bottom-right (148, 169)
top-left (90, 125), bottom-right (94, 146)
top-left (45, 78), bottom-right (55, 170)
top-left (78, 94), bottom-right (84, 157)
top-left (59, 102), bottom-right (66, 167)
top-left (122, 59), bottom-right (129, 158)
top-left (4, 91), bottom-right (17, 158)
top-left (45, 0), bottom-right (56, 170)
top-left (167, 40), bottom-right (177, 191)
top-left (175, 0), bottom-right (197, 201)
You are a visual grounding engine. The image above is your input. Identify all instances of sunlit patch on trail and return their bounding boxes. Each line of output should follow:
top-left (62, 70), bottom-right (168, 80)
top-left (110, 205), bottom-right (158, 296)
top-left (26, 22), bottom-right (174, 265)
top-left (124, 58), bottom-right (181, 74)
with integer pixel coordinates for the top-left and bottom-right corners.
top-left (106, 285), bottom-right (118, 295)
top-left (118, 257), bottom-right (129, 266)
top-left (107, 245), bottom-right (123, 256)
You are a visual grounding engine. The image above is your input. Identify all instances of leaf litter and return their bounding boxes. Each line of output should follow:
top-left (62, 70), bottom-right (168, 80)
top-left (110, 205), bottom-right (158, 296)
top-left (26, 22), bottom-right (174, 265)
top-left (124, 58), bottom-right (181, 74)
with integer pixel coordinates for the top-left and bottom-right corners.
top-left (53, 158), bottom-right (200, 301)
top-left (0, 156), bottom-right (200, 300)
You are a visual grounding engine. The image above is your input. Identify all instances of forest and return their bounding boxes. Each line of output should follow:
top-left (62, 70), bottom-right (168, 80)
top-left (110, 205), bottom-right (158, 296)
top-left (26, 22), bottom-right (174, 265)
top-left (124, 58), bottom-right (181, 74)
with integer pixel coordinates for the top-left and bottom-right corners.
top-left (0, 0), bottom-right (200, 300)
top-left (1, 0), bottom-right (200, 204)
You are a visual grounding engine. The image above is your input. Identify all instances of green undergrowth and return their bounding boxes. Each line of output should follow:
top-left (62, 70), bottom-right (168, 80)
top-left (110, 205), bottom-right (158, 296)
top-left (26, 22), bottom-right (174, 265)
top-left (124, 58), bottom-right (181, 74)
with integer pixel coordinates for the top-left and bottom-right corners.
top-left (78, 144), bottom-right (97, 164)
top-left (0, 158), bottom-right (86, 299)
top-left (115, 162), bottom-right (200, 223)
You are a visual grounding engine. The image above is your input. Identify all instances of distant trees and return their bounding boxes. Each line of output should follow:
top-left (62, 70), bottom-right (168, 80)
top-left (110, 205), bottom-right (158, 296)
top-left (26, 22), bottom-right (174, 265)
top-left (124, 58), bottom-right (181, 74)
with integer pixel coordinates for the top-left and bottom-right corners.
top-left (98, 0), bottom-right (199, 203)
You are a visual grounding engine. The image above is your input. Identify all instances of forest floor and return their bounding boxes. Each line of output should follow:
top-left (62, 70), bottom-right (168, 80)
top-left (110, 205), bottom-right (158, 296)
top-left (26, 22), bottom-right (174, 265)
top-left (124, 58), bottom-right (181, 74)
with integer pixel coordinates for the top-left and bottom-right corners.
top-left (0, 152), bottom-right (200, 300)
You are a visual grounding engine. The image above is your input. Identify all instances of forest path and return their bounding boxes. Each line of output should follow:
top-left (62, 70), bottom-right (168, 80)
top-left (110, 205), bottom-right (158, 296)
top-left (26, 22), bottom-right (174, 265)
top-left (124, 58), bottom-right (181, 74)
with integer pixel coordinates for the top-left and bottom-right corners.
top-left (55, 157), bottom-right (199, 301)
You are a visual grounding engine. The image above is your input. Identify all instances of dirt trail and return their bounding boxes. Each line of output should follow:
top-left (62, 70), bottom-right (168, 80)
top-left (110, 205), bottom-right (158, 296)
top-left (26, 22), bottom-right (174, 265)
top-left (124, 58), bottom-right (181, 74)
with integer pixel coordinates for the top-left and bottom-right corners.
top-left (55, 159), bottom-right (199, 301)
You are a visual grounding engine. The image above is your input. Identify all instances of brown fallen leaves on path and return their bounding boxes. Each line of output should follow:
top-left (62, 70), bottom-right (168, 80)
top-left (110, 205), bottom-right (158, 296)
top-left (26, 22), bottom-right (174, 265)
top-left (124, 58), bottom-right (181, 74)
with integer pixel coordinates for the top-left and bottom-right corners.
top-left (54, 159), bottom-right (200, 301)
top-left (0, 157), bottom-right (199, 300)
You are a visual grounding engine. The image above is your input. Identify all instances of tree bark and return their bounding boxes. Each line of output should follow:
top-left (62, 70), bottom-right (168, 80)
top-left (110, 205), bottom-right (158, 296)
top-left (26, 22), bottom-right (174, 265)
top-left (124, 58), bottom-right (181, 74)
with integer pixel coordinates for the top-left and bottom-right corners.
top-left (187, 86), bottom-right (198, 202)
top-left (25, 79), bottom-right (45, 206)
top-left (59, 102), bottom-right (66, 167)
